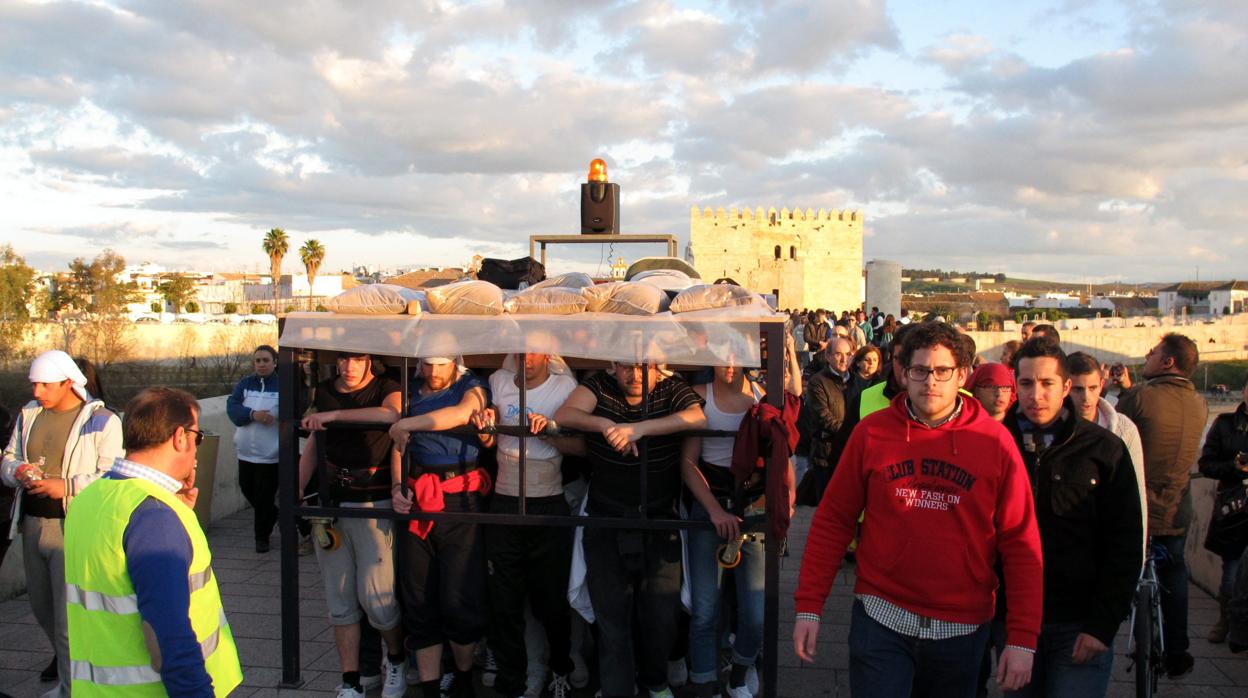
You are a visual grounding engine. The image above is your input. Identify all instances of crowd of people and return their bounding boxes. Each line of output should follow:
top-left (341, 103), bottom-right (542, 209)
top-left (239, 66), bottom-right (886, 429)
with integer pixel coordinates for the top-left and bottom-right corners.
top-left (1, 309), bottom-right (1246, 698)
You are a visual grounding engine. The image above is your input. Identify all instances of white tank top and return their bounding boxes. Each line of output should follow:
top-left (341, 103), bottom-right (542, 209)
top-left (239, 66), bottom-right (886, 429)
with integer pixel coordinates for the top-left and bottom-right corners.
top-left (699, 381), bottom-right (757, 467)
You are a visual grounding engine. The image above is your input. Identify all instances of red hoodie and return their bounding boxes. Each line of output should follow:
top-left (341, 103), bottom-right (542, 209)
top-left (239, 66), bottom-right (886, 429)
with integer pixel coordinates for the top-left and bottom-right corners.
top-left (794, 394), bottom-right (1044, 650)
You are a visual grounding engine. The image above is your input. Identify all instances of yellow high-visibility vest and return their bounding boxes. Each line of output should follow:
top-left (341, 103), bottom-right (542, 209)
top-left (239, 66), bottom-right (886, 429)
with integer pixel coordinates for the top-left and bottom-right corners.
top-left (64, 476), bottom-right (243, 697)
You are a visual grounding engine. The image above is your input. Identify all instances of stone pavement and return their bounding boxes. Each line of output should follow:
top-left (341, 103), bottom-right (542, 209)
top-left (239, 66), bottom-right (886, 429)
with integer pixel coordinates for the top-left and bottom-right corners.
top-left (1, 506), bottom-right (1245, 697)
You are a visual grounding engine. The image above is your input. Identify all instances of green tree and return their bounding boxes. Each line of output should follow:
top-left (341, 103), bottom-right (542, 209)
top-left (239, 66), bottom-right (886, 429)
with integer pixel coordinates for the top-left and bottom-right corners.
top-left (299, 239), bottom-right (325, 312)
top-left (0, 244), bottom-right (36, 366)
top-left (185, 301), bottom-right (199, 313)
top-left (250, 303), bottom-right (266, 315)
top-left (262, 228), bottom-right (289, 316)
top-left (157, 273), bottom-right (196, 318)
top-left (223, 302), bottom-right (238, 315)
top-left (61, 250), bottom-right (140, 365)
top-left (150, 301), bottom-right (161, 313)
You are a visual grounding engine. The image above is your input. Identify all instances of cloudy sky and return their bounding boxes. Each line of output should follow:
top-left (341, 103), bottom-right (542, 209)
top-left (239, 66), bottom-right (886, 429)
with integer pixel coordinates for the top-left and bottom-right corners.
top-left (1, 0), bottom-right (1244, 282)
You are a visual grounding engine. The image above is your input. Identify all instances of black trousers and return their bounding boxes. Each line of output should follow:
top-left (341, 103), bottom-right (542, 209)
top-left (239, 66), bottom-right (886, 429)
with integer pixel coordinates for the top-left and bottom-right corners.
top-left (486, 495), bottom-right (575, 696)
top-left (238, 459), bottom-right (279, 542)
top-left (397, 492), bottom-right (487, 649)
top-left (584, 526), bottom-right (682, 698)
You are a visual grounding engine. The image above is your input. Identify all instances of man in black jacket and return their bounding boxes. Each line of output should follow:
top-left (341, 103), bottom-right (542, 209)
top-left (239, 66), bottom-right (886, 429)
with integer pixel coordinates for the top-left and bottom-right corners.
top-left (1002, 338), bottom-right (1143, 696)
top-left (803, 336), bottom-right (853, 504)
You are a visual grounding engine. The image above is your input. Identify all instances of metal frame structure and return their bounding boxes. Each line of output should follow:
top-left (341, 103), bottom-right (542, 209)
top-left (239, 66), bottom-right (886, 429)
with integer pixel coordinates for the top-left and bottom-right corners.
top-left (527, 234), bottom-right (679, 268)
top-left (276, 317), bottom-right (787, 696)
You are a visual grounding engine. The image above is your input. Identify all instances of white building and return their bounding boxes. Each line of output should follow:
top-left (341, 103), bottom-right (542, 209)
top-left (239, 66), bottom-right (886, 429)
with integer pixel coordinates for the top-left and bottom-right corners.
top-left (1159, 281), bottom-right (1248, 316)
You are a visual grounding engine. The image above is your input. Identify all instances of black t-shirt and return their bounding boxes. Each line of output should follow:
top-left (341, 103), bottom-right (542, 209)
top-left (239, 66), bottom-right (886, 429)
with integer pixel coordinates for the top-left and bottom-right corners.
top-left (315, 375), bottom-right (401, 502)
top-left (583, 371), bottom-right (703, 517)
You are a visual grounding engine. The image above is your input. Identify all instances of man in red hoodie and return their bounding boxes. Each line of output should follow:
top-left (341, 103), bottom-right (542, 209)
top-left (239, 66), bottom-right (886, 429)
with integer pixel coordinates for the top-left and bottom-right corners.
top-left (793, 322), bottom-right (1044, 697)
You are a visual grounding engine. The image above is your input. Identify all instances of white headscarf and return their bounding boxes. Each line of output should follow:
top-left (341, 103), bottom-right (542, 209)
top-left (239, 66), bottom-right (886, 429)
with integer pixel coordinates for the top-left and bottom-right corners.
top-left (29, 350), bottom-right (90, 401)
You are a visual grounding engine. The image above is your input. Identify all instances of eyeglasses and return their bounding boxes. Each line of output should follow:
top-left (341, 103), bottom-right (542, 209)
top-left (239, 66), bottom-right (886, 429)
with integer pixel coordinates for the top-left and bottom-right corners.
top-left (975, 385), bottom-right (1013, 395)
top-left (184, 427), bottom-right (205, 446)
top-left (904, 365), bottom-right (958, 382)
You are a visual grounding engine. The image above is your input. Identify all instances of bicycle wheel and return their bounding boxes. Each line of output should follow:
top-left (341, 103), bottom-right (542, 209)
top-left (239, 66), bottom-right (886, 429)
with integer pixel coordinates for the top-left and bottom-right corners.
top-left (1133, 584), bottom-right (1154, 698)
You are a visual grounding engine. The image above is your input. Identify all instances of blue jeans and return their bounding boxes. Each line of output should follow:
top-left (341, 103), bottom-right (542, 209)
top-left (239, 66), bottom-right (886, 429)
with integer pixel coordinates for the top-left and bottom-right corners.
top-left (848, 600), bottom-right (989, 698)
top-left (1005, 622), bottom-right (1113, 698)
top-left (686, 500), bottom-right (765, 683)
top-left (1221, 553), bottom-right (1241, 599)
top-left (1153, 534), bottom-right (1189, 655)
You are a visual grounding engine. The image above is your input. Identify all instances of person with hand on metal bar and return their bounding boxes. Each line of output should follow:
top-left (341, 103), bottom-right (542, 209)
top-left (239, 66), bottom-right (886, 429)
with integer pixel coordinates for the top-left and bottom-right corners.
top-left (471, 351), bottom-right (584, 698)
top-left (554, 361), bottom-right (706, 698)
top-left (388, 356), bottom-right (490, 698)
top-left (297, 352), bottom-right (407, 698)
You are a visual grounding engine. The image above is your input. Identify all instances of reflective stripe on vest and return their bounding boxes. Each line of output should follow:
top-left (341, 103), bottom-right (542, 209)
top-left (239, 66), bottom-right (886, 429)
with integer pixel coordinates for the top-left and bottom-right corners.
top-left (64, 477), bottom-right (243, 697)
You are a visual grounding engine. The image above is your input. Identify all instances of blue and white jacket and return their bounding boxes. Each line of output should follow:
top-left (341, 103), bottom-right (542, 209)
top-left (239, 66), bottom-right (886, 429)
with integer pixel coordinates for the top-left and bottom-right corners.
top-left (226, 373), bottom-right (279, 464)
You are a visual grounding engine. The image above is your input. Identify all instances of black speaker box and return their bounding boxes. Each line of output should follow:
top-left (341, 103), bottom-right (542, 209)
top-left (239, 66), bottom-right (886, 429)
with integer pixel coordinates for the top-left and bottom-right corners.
top-left (580, 182), bottom-right (620, 234)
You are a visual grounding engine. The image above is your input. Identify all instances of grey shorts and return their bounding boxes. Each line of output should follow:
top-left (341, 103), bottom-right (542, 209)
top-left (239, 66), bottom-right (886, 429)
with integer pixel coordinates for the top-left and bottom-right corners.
top-left (314, 499), bottom-right (401, 630)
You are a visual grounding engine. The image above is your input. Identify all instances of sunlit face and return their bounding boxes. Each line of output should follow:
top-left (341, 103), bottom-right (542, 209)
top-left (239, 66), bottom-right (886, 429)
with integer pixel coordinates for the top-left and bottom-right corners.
top-left (336, 355), bottom-right (373, 390)
top-left (1142, 341), bottom-right (1171, 379)
top-left (253, 350), bottom-right (276, 377)
top-left (972, 384), bottom-right (1013, 421)
top-left (1016, 356), bottom-right (1072, 427)
top-left (1021, 324), bottom-right (1034, 342)
top-left (613, 363), bottom-right (662, 398)
top-left (905, 346), bottom-right (967, 421)
top-left (1069, 372), bottom-right (1103, 422)
top-left (522, 353), bottom-right (549, 384)
top-left (714, 362), bottom-right (742, 385)
top-left (827, 338), bottom-right (853, 374)
top-left (32, 380), bottom-right (75, 411)
top-left (174, 410), bottom-right (202, 482)
top-left (857, 351), bottom-right (879, 378)
top-left (421, 361), bottom-right (458, 391)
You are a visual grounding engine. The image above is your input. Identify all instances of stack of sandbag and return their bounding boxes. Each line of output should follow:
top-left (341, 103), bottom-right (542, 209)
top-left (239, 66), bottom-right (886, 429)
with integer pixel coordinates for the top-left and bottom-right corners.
top-left (668, 284), bottom-right (765, 314)
top-left (426, 280), bottom-right (505, 315)
top-left (581, 281), bottom-right (670, 315)
top-left (325, 284), bottom-right (429, 315)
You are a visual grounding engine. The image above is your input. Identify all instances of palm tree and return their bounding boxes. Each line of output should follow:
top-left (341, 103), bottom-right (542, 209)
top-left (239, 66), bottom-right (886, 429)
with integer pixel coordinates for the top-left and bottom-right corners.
top-left (262, 228), bottom-right (289, 316)
top-left (299, 239), bottom-right (325, 311)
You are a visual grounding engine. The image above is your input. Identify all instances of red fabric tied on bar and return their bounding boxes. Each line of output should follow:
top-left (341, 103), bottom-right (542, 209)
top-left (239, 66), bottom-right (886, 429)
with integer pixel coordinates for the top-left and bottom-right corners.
top-left (406, 469), bottom-right (493, 538)
top-left (730, 391), bottom-right (800, 540)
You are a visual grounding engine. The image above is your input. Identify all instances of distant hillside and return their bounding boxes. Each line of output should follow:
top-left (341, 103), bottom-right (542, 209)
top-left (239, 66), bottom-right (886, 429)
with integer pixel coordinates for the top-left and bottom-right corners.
top-left (902, 275), bottom-right (1170, 295)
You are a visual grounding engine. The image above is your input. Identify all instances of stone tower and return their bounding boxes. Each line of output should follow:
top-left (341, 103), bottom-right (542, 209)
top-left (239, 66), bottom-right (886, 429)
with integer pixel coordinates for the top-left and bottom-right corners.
top-left (688, 206), bottom-right (864, 311)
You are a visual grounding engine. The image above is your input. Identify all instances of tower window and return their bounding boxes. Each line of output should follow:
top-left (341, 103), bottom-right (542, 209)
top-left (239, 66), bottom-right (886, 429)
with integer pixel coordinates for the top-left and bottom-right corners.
top-left (789, 246), bottom-right (797, 260)
top-left (774, 245), bottom-right (781, 260)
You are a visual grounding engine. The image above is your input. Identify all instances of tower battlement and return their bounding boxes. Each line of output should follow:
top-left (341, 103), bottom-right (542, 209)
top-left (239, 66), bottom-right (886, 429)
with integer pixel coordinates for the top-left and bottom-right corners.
top-left (689, 204), bottom-right (864, 310)
top-left (690, 206), bottom-right (862, 224)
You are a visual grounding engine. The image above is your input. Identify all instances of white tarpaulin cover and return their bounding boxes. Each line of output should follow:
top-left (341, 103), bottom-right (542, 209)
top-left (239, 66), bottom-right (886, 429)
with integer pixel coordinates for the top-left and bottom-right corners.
top-left (279, 308), bottom-right (782, 367)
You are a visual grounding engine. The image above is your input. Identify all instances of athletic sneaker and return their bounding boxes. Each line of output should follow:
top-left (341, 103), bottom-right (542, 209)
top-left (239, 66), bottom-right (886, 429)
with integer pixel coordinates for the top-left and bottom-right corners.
top-left (547, 673), bottom-right (573, 698)
top-left (335, 684), bottom-right (365, 698)
top-left (724, 683), bottom-right (751, 698)
top-left (649, 688), bottom-right (675, 698)
top-left (745, 666), bottom-right (759, 696)
top-left (439, 670), bottom-right (456, 698)
top-left (480, 645), bottom-right (498, 687)
top-left (382, 657), bottom-right (408, 698)
top-left (667, 658), bottom-right (688, 688)
top-left (568, 652), bottom-right (589, 688)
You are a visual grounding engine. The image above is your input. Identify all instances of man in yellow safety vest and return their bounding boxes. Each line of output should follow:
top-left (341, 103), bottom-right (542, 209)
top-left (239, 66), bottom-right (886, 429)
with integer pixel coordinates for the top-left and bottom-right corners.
top-left (63, 386), bottom-right (243, 697)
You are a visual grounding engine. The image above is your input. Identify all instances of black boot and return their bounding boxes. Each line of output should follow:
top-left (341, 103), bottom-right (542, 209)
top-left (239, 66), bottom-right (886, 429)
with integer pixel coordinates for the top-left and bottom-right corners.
top-left (40, 657), bottom-right (57, 682)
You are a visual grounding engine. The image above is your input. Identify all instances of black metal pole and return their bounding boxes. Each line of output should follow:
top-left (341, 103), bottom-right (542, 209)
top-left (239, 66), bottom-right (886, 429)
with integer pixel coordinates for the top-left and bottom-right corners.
top-left (277, 345), bottom-right (303, 688)
top-left (518, 352), bottom-right (527, 515)
top-left (401, 358), bottom-right (410, 498)
top-left (762, 321), bottom-right (783, 698)
top-left (638, 363), bottom-right (649, 519)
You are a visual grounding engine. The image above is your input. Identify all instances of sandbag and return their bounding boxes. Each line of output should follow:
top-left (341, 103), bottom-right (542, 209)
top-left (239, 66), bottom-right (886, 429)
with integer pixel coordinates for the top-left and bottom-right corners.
top-left (581, 282), bottom-right (669, 315)
top-left (426, 280), bottom-right (505, 315)
top-left (530, 272), bottom-right (595, 291)
top-left (631, 268), bottom-right (696, 293)
top-left (504, 287), bottom-right (588, 315)
top-left (669, 284), bottom-right (758, 314)
top-left (478, 257), bottom-right (545, 290)
top-left (325, 284), bottom-right (428, 315)
top-left (624, 256), bottom-right (701, 280)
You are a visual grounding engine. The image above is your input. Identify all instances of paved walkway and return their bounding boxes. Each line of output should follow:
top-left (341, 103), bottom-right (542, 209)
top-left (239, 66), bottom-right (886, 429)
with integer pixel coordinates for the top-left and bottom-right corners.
top-left (1, 507), bottom-right (1245, 697)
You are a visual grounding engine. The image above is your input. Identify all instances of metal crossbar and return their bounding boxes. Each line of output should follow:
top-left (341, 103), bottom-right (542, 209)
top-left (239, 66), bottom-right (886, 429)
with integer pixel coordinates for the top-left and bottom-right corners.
top-left (276, 320), bottom-right (788, 697)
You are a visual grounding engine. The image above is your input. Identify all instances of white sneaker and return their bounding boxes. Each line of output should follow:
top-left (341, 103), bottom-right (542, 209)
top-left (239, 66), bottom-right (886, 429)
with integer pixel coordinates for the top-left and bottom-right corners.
top-left (336, 684), bottom-right (365, 698)
top-left (439, 671), bottom-right (456, 698)
top-left (548, 673), bottom-right (573, 698)
top-left (650, 688), bottom-right (675, 698)
top-left (382, 657), bottom-right (408, 698)
top-left (480, 645), bottom-right (498, 687)
top-left (724, 684), bottom-right (751, 698)
top-left (568, 652), bottom-right (589, 689)
top-left (667, 658), bottom-right (688, 688)
top-left (745, 666), bottom-right (759, 696)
